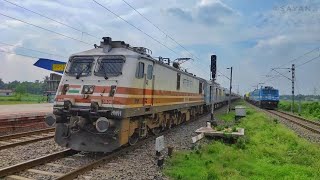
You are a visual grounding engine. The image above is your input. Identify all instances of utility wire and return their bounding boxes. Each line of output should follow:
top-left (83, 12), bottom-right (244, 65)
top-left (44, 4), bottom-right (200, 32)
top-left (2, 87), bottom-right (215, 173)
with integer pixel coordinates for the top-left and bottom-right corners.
top-left (278, 47), bottom-right (320, 68)
top-left (0, 49), bottom-right (39, 59)
top-left (121, 0), bottom-right (228, 80)
top-left (3, 0), bottom-right (100, 40)
top-left (263, 54), bottom-right (320, 84)
top-left (263, 47), bottom-right (320, 83)
top-left (92, 0), bottom-right (179, 56)
top-left (121, 0), bottom-right (198, 60)
top-left (0, 41), bottom-right (67, 59)
top-left (296, 54), bottom-right (320, 67)
top-left (0, 12), bottom-right (92, 45)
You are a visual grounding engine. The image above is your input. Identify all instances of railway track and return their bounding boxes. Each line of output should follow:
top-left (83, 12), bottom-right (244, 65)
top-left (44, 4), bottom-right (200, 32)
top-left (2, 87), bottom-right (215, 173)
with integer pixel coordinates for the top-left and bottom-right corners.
top-left (0, 128), bottom-right (55, 150)
top-left (0, 102), bottom-right (235, 180)
top-left (0, 116), bottom-right (47, 134)
top-left (267, 110), bottom-right (320, 134)
top-left (0, 132), bottom-right (161, 180)
top-left (0, 109), bottom-right (215, 180)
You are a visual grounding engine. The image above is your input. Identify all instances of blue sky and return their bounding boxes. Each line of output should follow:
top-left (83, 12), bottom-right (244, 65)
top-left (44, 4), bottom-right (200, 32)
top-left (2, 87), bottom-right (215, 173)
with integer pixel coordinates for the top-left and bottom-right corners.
top-left (0, 0), bottom-right (319, 95)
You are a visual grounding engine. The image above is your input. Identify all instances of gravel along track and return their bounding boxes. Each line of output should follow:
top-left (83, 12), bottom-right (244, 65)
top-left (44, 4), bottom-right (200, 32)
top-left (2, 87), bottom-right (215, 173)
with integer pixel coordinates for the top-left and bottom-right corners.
top-left (0, 124), bottom-right (48, 136)
top-left (247, 103), bottom-right (320, 144)
top-left (0, 128), bottom-right (55, 151)
top-left (0, 138), bottom-right (66, 169)
top-left (0, 104), bottom-right (233, 180)
top-left (75, 105), bottom-right (231, 180)
top-left (268, 110), bottom-right (320, 134)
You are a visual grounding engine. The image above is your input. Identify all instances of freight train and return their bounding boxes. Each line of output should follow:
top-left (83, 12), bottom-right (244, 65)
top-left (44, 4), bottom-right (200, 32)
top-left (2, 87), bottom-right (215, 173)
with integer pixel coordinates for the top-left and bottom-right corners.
top-left (45, 37), bottom-right (238, 152)
top-left (245, 86), bottom-right (279, 109)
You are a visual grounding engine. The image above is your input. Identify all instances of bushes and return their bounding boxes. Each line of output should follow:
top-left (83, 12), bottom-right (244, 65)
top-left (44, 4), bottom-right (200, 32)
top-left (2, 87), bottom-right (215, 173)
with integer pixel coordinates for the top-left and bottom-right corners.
top-left (278, 101), bottom-right (320, 120)
top-left (164, 103), bottom-right (320, 179)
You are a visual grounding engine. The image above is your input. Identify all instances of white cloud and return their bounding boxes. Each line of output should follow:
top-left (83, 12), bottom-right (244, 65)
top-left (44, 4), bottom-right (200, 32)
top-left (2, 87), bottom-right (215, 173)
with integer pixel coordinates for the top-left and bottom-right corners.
top-left (0, 0), bottom-right (319, 95)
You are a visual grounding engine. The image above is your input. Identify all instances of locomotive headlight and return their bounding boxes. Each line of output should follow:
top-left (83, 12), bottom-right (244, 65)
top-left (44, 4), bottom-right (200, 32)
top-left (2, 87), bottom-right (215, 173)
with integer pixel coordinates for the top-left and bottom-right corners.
top-left (83, 86), bottom-right (89, 93)
top-left (88, 86), bottom-right (95, 94)
top-left (82, 85), bottom-right (95, 94)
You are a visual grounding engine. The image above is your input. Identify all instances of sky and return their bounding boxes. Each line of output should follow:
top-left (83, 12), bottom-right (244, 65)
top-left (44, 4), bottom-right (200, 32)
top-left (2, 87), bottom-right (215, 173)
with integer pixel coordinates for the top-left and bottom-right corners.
top-left (0, 0), bottom-right (319, 95)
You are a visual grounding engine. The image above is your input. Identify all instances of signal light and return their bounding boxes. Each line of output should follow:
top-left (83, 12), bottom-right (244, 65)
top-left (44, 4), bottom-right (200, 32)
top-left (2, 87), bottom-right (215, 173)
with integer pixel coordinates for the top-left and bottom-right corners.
top-left (211, 55), bottom-right (217, 79)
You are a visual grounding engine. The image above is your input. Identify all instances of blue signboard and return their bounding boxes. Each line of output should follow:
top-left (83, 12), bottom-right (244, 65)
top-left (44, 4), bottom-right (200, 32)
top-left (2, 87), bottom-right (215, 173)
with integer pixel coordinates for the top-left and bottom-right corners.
top-left (33, 58), bottom-right (66, 74)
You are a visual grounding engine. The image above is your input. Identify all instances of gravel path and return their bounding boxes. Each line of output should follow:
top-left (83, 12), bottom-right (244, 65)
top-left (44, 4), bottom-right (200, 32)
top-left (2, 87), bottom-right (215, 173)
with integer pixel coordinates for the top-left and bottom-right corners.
top-left (75, 106), bottom-right (230, 180)
top-left (248, 103), bottom-right (320, 144)
top-left (0, 138), bottom-right (66, 168)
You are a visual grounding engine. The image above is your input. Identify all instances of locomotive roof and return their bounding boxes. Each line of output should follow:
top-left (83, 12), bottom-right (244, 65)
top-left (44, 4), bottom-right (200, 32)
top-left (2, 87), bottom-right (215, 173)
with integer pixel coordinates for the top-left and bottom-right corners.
top-left (70, 42), bottom-right (216, 84)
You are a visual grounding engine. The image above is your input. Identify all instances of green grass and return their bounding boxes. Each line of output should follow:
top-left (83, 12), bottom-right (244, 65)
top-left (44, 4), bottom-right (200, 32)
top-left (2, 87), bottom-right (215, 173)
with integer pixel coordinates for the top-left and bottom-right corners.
top-left (164, 102), bottom-right (320, 180)
top-left (278, 101), bottom-right (320, 120)
top-left (0, 93), bottom-right (47, 104)
top-left (217, 112), bottom-right (235, 122)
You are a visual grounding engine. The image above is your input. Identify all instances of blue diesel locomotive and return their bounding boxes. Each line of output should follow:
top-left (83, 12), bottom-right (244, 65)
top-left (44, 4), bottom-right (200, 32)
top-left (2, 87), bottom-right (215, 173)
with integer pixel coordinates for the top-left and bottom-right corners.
top-left (248, 86), bottom-right (279, 109)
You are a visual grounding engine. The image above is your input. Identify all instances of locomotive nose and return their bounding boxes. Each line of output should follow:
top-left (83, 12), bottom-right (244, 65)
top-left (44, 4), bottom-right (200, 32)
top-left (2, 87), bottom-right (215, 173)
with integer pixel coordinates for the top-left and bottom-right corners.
top-left (44, 114), bottom-right (56, 127)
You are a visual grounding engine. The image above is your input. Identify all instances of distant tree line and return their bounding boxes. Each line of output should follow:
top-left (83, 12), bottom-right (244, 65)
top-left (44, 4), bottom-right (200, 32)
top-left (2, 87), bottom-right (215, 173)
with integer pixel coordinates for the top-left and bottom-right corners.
top-left (280, 94), bottom-right (320, 101)
top-left (0, 78), bottom-right (46, 95)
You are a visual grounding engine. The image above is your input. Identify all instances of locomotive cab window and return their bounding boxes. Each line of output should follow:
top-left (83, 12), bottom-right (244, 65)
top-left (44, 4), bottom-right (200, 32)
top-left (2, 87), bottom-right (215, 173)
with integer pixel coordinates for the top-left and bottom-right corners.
top-left (147, 65), bottom-right (153, 80)
top-left (66, 57), bottom-right (94, 77)
top-left (95, 58), bottom-right (125, 78)
top-left (136, 62), bottom-right (145, 79)
top-left (199, 82), bottom-right (203, 94)
top-left (177, 73), bottom-right (181, 90)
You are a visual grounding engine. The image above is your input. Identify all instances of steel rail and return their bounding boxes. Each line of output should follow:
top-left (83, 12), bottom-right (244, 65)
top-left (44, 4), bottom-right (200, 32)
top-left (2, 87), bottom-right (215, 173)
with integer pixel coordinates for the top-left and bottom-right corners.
top-left (277, 110), bottom-right (320, 127)
top-left (267, 110), bottom-right (320, 134)
top-left (56, 105), bottom-right (232, 180)
top-left (0, 149), bottom-right (78, 177)
top-left (0, 128), bottom-right (55, 150)
top-left (0, 102), bottom-right (237, 179)
top-left (0, 128), bottom-right (54, 141)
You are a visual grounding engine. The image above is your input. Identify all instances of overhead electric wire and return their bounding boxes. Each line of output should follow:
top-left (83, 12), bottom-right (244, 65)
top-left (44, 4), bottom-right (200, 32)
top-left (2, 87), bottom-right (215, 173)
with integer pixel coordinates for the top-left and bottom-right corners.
top-left (296, 54), bottom-right (320, 67)
top-left (121, 0), bottom-right (198, 60)
top-left (0, 49), bottom-right (39, 59)
top-left (262, 54), bottom-right (320, 84)
top-left (0, 41), bottom-right (67, 59)
top-left (121, 0), bottom-right (231, 81)
top-left (92, 0), bottom-right (179, 56)
top-left (3, 0), bottom-right (100, 40)
top-left (262, 47), bottom-right (320, 84)
top-left (277, 47), bottom-right (320, 68)
top-left (0, 12), bottom-right (92, 45)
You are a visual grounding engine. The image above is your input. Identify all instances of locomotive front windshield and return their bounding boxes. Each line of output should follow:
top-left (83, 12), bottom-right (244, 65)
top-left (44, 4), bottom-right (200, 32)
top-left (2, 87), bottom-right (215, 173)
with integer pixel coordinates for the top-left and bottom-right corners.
top-left (262, 89), bottom-right (279, 96)
top-left (95, 59), bottom-right (125, 77)
top-left (66, 58), bottom-right (94, 77)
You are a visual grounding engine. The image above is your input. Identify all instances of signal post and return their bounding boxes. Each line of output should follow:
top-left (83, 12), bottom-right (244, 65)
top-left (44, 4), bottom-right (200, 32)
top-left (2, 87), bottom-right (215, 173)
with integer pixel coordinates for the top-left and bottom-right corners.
top-left (210, 55), bottom-right (217, 126)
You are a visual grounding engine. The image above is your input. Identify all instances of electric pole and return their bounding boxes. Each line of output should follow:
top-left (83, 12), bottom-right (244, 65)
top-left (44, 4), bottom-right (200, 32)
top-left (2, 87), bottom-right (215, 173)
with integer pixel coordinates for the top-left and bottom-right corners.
top-left (291, 64), bottom-right (295, 113)
top-left (270, 64), bottom-right (295, 113)
top-left (227, 67), bottom-right (233, 113)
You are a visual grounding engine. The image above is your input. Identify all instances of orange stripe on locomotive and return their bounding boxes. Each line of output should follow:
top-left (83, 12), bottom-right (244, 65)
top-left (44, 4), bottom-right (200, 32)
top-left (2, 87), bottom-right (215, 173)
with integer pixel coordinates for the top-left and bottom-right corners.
top-left (56, 86), bottom-right (204, 107)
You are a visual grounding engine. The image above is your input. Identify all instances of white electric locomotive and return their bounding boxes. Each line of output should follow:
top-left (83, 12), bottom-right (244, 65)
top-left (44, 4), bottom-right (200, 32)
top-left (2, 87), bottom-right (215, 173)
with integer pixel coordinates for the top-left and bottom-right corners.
top-left (45, 37), bottom-right (236, 152)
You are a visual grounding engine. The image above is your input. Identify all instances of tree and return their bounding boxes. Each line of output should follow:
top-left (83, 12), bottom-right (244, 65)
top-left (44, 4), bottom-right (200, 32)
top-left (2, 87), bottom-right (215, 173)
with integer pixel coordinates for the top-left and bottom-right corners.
top-left (15, 84), bottom-right (27, 94)
top-left (0, 78), bottom-right (5, 89)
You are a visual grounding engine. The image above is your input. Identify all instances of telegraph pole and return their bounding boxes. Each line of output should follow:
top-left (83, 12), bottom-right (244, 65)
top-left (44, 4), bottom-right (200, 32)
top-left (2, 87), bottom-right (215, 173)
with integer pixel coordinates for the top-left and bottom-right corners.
top-left (291, 64), bottom-right (295, 113)
top-left (227, 67), bottom-right (233, 113)
top-left (210, 55), bottom-right (217, 125)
